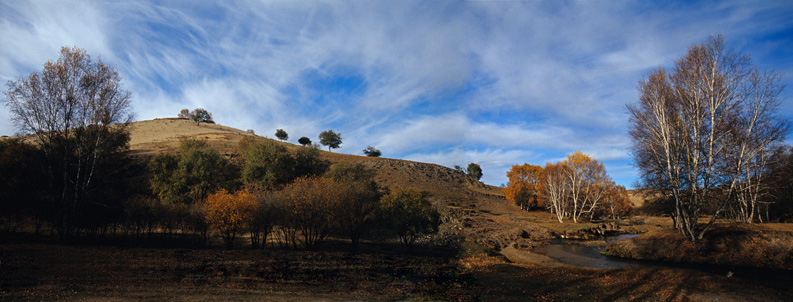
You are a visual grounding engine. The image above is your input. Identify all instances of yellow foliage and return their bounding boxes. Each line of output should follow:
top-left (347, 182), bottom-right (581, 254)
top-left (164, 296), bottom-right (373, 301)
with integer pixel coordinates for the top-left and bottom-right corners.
top-left (205, 189), bottom-right (257, 248)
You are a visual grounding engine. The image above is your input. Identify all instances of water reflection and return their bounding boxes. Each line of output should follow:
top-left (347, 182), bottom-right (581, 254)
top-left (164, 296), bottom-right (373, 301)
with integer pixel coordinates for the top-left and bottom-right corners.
top-left (532, 234), bottom-right (644, 269)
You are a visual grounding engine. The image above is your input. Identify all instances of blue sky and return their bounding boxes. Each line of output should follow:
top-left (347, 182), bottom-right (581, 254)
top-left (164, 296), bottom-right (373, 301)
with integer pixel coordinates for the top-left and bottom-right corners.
top-left (2, 0), bottom-right (792, 187)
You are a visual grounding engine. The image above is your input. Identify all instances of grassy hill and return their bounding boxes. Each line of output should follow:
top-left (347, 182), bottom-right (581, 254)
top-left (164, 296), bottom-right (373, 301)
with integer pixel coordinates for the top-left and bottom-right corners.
top-left (125, 118), bottom-right (556, 248)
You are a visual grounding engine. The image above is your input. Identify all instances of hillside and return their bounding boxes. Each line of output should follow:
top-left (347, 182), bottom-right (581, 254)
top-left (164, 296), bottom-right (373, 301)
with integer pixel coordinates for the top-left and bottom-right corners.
top-left (126, 118), bottom-right (551, 249)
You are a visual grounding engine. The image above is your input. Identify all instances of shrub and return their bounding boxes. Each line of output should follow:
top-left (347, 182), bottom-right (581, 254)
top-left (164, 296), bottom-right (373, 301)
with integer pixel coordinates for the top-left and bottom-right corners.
top-left (278, 177), bottom-right (341, 250)
top-left (378, 187), bottom-right (441, 248)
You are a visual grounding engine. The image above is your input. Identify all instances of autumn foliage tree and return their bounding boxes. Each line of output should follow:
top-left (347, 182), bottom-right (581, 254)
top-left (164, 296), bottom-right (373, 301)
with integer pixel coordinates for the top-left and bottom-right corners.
top-left (542, 162), bottom-right (570, 223)
top-left (564, 151), bottom-right (611, 223)
top-left (599, 185), bottom-right (632, 219)
top-left (205, 189), bottom-right (256, 249)
top-left (528, 151), bottom-right (617, 223)
top-left (503, 164), bottom-right (544, 210)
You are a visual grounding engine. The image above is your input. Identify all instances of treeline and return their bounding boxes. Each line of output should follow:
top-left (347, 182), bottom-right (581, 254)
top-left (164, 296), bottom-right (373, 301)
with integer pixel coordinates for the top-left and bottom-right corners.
top-left (0, 136), bottom-right (442, 250)
top-left (502, 151), bottom-right (630, 223)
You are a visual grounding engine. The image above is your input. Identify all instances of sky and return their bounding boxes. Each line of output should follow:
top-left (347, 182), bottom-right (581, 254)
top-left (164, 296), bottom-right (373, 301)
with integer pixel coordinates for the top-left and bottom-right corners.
top-left (2, 0), bottom-right (792, 188)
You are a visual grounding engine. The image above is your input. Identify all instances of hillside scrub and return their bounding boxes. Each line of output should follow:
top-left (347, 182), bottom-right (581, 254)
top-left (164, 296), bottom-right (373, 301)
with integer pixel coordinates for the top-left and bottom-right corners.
top-left (238, 137), bottom-right (328, 190)
top-left (378, 187), bottom-right (441, 248)
top-left (604, 224), bottom-right (793, 270)
top-left (149, 139), bottom-right (236, 205)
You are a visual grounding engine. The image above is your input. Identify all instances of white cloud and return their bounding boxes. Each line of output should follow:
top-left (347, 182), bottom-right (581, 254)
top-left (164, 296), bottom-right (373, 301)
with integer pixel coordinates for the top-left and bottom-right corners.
top-left (2, 0), bottom-right (791, 187)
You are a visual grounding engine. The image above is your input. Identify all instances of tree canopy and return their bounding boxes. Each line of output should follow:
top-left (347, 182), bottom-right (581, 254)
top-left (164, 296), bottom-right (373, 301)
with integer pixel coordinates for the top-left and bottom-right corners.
top-left (467, 163), bottom-right (483, 180)
top-left (503, 164), bottom-right (544, 209)
top-left (627, 35), bottom-right (789, 241)
top-left (363, 146), bottom-right (381, 157)
top-left (2, 46), bottom-right (134, 237)
top-left (319, 130), bottom-right (342, 151)
top-left (149, 139), bottom-right (233, 205)
top-left (378, 187), bottom-right (440, 248)
top-left (275, 129), bottom-right (288, 141)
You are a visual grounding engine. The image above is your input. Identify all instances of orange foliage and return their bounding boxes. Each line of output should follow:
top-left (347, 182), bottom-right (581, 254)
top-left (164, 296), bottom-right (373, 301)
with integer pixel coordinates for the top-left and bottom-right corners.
top-left (503, 164), bottom-right (544, 209)
top-left (205, 189), bottom-right (257, 249)
top-left (600, 185), bottom-right (632, 219)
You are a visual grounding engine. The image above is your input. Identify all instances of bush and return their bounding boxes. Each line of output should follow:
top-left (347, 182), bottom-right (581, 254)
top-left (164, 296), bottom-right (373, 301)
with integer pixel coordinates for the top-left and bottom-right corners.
top-left (278, 177), bottom-right (342, 250)
top-left (326, 162), bottom-right (381, 251)
top-left (149, 139), bottom-right (233, 205)
top-left (378, 187), bottom-right (441, 248)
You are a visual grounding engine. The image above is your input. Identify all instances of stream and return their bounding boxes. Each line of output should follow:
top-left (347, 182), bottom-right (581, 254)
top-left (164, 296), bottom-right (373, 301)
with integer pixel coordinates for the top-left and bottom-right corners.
top-left (531, 234), bottom-right (793, 283)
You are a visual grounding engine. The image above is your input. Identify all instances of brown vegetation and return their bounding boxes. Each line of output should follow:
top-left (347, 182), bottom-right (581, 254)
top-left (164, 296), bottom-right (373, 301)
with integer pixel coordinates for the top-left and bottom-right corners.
top-left (604, 223), bottom-right (793, 270)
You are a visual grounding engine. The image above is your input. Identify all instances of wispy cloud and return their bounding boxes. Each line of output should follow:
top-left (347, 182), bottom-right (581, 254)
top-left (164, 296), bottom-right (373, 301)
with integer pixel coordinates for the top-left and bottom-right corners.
top-left (2, 0), bottom-right (791, 187)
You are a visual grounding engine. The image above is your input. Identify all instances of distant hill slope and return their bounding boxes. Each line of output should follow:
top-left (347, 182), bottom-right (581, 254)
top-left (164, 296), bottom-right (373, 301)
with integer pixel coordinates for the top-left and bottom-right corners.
top-left (126, 118), bottom-right (501, 201)
top-left (128, 118), bottom-right (255, 156)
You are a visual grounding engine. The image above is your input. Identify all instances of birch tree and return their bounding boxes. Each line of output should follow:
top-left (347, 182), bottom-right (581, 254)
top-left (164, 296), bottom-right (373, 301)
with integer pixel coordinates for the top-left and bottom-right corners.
top-left (2, 46), bottom-right (134, 238)
top-left (628, 35), bottom-right (788, 241)
top-left (542, 162), bottom-right (569, 223)
top-left (564, 151), bottom-right (611, 223)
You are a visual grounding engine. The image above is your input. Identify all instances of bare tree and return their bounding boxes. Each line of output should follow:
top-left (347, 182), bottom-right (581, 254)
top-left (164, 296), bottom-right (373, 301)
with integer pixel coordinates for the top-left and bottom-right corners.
top-left (2, 46), bottom-right (134, 237)
top-left (628, 35), bottom-right (788, 241)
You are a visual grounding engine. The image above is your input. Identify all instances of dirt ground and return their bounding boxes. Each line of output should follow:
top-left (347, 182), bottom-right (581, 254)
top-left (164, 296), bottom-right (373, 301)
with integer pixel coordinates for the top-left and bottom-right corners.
top-left (2, 237), bottom-right (792, 301)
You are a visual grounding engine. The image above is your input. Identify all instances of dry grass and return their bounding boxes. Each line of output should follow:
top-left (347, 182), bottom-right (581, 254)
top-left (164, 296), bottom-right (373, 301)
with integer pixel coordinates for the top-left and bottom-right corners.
top-left (604, 223), bottom-right (793, 270)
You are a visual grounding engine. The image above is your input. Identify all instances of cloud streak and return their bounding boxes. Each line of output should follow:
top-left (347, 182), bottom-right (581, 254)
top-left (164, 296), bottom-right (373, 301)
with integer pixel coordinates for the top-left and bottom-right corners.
top-left (2, 0), bottom-right (792, 187)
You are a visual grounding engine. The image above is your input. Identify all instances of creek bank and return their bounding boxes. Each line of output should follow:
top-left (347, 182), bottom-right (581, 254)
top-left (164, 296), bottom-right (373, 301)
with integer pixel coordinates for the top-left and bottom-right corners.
top-left (555, 221), bottom-right (644, 240)
top-left (603, 224), bottom-right (793, 270)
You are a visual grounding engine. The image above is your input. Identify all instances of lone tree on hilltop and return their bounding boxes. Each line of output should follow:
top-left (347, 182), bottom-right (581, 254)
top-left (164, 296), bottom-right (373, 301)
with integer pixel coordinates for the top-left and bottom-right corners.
top-left (178, 108), bottom-right (214, 125)
top-left (2, 46), bottom-right (134, 238)
top-left (467, 163), bottom-right (483, 180)
top-left (275, 129), bottom-right (288, 141)
top-left (191, 108), bottom-right (213, 125)
top-left (298, 136), bottom-right (312, 146)
top-left (363, 146), bottom-right (381, 157)
top-left (319, 130), bottom-right (342, 152)
top-left (627, 35), bottom-right (789, 241)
